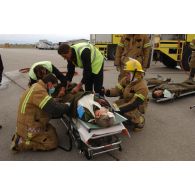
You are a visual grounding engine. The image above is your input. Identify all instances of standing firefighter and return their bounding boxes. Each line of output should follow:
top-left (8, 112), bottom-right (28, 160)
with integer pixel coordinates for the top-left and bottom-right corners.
top-left (189, 38), bottom-right (195, 81)
top-left (11, 74), bottom-right (70, 152)
top-left (114, 34), bottom-right (151, 81)
top-left (105, 58), bottom-right (149, 131)
top-left (58, 42), bottom-right (104, 96)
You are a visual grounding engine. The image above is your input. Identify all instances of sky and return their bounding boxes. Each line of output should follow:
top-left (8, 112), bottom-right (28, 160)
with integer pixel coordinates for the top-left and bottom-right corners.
top-left (0, 34), bottom-right (90, 44)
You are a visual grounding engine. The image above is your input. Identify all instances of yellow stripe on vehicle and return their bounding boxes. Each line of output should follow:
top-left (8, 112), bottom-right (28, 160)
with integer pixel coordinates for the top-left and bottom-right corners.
top-left (135, 93), bottom-right (145, 101)
top-left (39, 95), bottom-right (52, 109)
top-left (21, 86), bottom-right (35, 114)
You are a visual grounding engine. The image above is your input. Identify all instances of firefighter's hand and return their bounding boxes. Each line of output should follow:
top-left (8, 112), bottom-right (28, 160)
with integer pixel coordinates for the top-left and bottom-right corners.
top-left (57, 87), bottom-right (66, 97)
top-left (71, 83), bottom-right (82, 94)
top-left (114, 64), bottom-right (120, 72)
top-left (112, 103), bottom-right (120, 112)
top-left (101, 87), bottom-right (111, 97)
top-left (66, 81), bottom-right (71, 90)
top-left (104, 89), bottom-right (111, 97)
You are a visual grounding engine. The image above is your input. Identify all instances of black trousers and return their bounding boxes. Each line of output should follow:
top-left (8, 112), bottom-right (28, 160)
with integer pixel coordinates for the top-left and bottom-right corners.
top-left (0, 55), bottom-right (4, 83)
top-left (85, 62), bottom-right (104, 96)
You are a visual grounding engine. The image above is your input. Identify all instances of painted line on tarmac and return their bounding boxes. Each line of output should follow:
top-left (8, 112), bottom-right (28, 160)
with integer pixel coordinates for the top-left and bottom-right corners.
top-left (3, 73), bottom-right (27, 91)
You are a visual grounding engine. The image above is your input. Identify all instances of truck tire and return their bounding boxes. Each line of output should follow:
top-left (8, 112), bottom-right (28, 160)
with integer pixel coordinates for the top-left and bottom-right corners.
top-left (161, 52), bottom-right (177, 68)
top-left (181, 44), bottom-right (192, 71)
top-left (107, 44), bottom-right (117, 60)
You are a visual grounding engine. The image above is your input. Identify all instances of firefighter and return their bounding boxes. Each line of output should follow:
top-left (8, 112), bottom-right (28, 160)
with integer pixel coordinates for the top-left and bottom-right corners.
top-left (105, 58), bottom-right (149, 131)
top-left (58, 42), bottom-right (104, 96)
top-left (0, 54), bottom-right (4, 85)
top-left (11, 74), bottom-right (70, 152)
top-left (114, 34), bottom-right (151, 81)
top-left (189, 38), bottom-right (195, 81)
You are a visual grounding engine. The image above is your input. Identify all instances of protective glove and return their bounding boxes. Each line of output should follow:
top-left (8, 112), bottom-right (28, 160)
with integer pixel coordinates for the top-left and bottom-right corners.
top-left (112, 103), bottom-right (120, 112)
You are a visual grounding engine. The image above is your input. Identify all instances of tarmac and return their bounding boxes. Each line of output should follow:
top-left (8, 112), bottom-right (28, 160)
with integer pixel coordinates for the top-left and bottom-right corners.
top-left (0, 48), bottom-right (195, 161)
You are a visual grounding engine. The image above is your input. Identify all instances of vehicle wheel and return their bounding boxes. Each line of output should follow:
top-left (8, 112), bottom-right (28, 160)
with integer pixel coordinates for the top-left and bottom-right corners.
top-left (161, 53), bottom-right (177, 68)
top-left (181, 44), bottom-right (192, 71)
top-left (107, 44), bottom-right (117, 60)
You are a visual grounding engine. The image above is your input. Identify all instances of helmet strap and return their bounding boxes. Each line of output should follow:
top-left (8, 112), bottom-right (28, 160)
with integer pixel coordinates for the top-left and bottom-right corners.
top-left (131, 69), bottom-right (137, 82)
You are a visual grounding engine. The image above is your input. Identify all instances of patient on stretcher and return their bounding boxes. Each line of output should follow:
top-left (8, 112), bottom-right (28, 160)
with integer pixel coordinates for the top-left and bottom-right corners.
top-left (146, 75), bottom-right (171, 88)
top-left (55, 87), bottom-right (116, 128)
top-left (152, 79), bottom-right (195, 99)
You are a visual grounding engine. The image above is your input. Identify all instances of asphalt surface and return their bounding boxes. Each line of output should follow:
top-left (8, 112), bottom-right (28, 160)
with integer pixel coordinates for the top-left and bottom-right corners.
top-left (0, 48), bottom-right (195, 161)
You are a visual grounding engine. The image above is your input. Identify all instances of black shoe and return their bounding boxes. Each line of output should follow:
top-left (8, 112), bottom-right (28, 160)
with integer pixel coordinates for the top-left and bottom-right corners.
top-left (0, 125), bottom-right (2, 129)
top-left (123, 121), bottom-right (135, 132)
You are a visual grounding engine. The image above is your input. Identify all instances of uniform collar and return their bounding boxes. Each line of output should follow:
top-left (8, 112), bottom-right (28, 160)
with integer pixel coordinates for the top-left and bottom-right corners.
top-left (37, 80), bottom-right (47, 89)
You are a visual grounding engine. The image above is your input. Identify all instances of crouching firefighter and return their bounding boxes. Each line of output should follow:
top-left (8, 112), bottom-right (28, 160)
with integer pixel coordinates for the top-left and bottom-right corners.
top-left (11, 74), bottom-right (70, 152)
top-left (104, 58), bottom-right (149, 131)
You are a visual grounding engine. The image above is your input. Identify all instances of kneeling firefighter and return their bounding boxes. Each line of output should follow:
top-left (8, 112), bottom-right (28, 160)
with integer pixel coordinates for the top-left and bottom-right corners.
top-left (104, 58), bottom-right (149, 131)
top-left (11, 74), bottom-right (70, 152)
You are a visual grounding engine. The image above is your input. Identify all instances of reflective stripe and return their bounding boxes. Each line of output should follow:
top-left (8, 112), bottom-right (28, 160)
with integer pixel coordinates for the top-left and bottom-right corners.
top-left (27, 132), bottom-right (33, 139)
top-left (143, 43), bottom-right (151, 48)
top-left (135, 93), bottom-right (145, 101)
top-left (118, 43), bottom-right (124, 47)
top-left (116, 83), bottom-right (124, 91)
top-left (21, 86), bottom-right (35, 114)
top-left (39, 95), bottom-right (52, 109)
top-left (25, 140), bottom-right (30, 145)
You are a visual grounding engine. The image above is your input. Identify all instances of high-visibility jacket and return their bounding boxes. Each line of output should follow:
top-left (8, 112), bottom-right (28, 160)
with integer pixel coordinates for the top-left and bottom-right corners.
top-left (29, 61), bottom-right (53, 80)
top-left (71, 43), bottom-right (104, 74)
top-left (114, 34), bottom-right (151, 69)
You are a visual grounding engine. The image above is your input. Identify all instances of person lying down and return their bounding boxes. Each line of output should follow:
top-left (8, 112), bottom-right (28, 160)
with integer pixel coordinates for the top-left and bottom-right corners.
top-left (152, 79), bottom-right (195, 99)
top-left (55, 88), bottom-right (116, 128)
top-left (145, 75), bottom-right (171, 88)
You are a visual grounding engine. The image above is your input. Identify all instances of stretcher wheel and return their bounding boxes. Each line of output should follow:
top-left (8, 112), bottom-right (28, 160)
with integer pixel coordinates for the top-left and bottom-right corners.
top-left (75, 139), bottom-right (82, 149)
top-left (84, 150), bottom-right (92, 160)
top-left (119, 145), bottom-right (122, 152)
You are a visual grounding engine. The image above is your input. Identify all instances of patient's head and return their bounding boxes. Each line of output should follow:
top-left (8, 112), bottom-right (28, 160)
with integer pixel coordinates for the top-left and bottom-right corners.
top-left (152, 89), bottom-right (164, 98)
top-left (94, 107), bottom-right (115, 127)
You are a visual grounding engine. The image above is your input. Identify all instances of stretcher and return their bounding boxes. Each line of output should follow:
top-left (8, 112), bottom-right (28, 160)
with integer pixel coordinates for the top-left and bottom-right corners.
top-left (153, 90), bottom-right (195, 103)
top-left (60, 112), bottom-right (129, 160)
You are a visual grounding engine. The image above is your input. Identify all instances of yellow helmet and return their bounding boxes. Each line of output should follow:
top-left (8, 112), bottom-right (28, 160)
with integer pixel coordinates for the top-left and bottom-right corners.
top-left (124, 58), bottom-right (144, 73)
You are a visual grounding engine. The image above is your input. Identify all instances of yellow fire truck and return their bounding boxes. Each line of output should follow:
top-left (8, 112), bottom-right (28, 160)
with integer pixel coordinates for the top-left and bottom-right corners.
top-left (153, 34), bottom-right (195, 71)
top-left (90, 34), bottom-right (122, 60)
